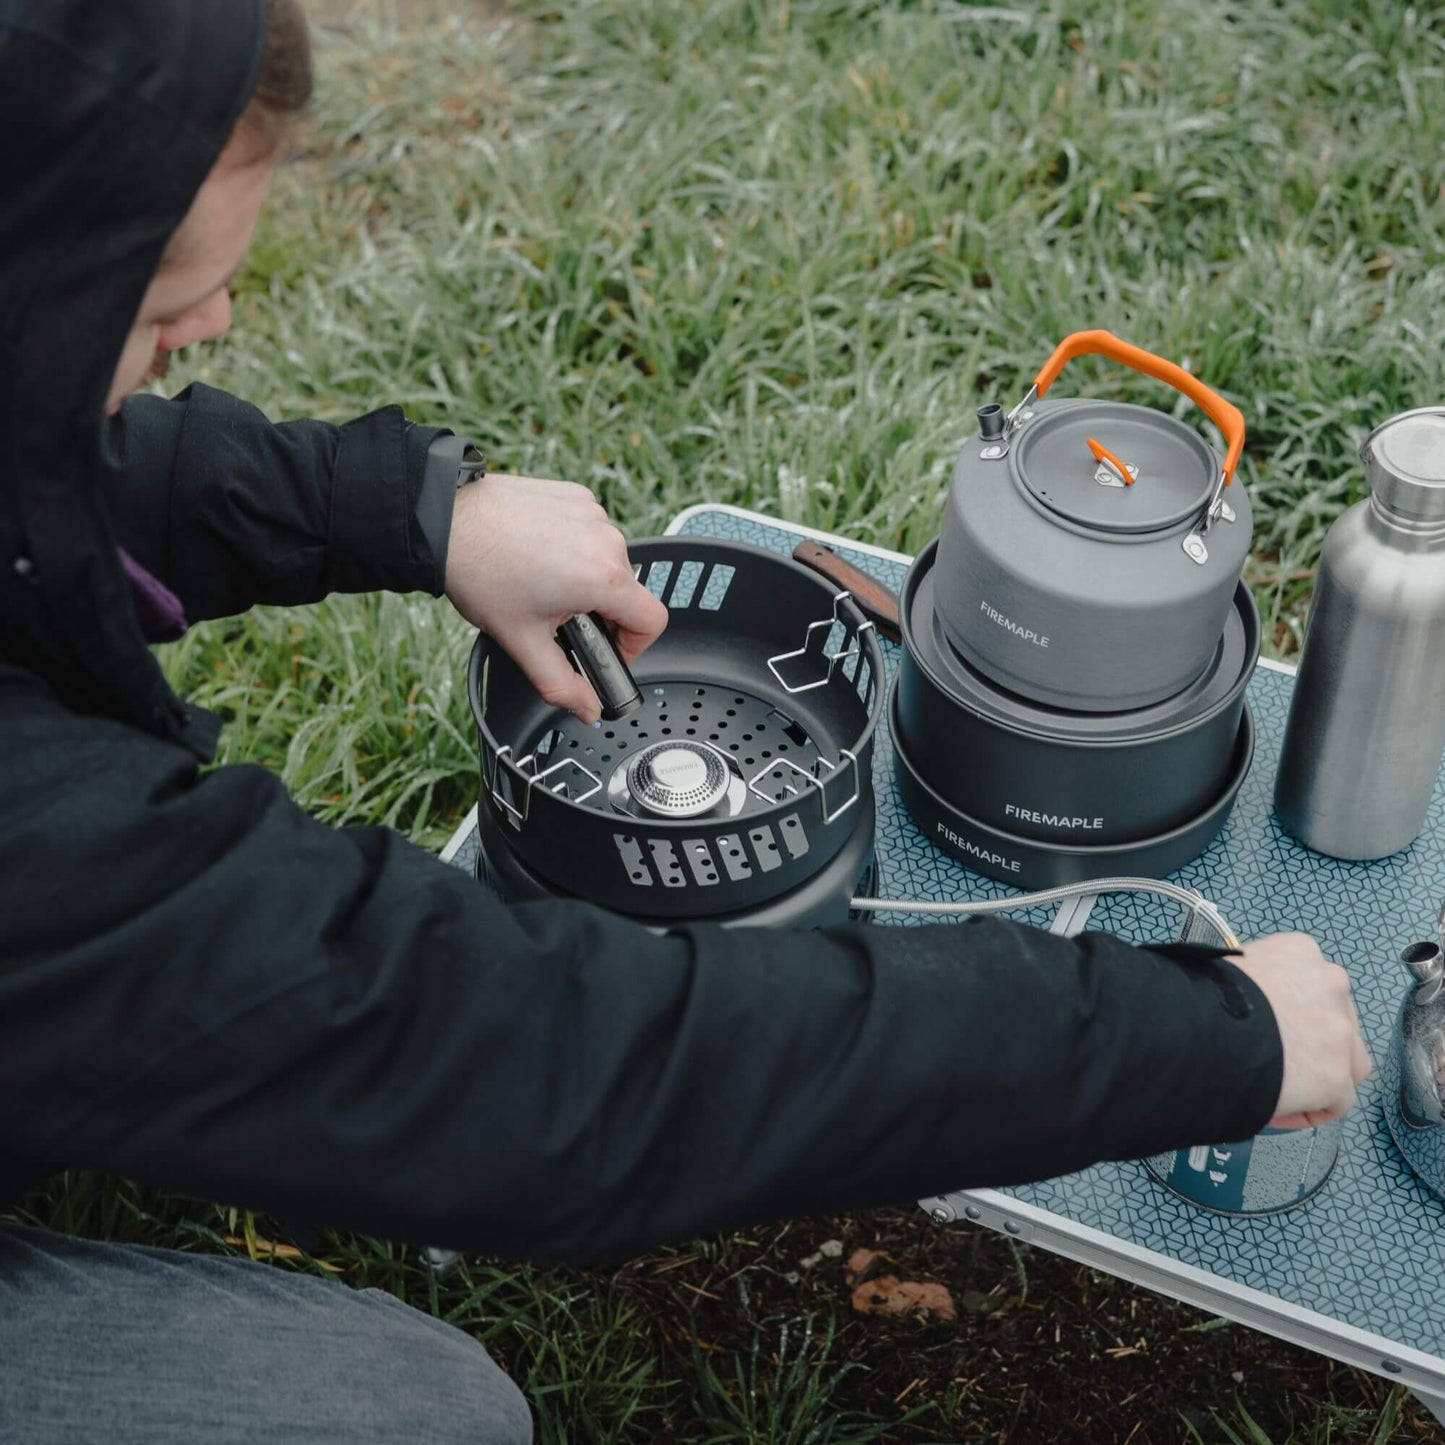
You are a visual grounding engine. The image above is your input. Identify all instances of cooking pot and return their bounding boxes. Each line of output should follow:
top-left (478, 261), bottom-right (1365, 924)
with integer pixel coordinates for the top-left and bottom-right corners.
top-left (895, 540), bottom-right (1259, 848)
top-left (934, 331), bottom-right (1253, 713)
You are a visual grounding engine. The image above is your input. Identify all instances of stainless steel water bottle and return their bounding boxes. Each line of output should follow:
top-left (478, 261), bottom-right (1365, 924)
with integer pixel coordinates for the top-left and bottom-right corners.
top-left (1274, 407), bottom-right (1445, 859)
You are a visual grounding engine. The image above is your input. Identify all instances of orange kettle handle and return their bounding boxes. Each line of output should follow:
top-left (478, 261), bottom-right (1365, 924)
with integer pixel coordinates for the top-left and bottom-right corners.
top-left (1032, 330), bottom-right (1245, 486)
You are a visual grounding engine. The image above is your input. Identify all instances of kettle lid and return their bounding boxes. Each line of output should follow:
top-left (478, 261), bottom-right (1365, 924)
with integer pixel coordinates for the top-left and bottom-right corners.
top-left (1361, 406), bottom-right (1445, 524)
top-left (1013, 400), bottom-right (1220, 535)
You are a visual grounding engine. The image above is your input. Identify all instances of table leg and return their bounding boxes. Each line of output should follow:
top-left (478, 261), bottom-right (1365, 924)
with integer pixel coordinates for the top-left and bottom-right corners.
top-left (1413, 1388), bottom-right (1445, 1427)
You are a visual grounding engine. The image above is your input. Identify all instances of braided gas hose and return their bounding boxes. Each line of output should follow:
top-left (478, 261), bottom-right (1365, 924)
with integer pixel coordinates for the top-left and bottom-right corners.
top-left (851, 876), bottom-right (1241, 950)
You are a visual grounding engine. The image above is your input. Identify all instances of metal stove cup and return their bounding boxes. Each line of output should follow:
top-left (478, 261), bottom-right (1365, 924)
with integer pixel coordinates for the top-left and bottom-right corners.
top-left (1141, 902), bottom-right (1342, 1216)
top-left (1144, 1122), bottom-right (1341, 1217)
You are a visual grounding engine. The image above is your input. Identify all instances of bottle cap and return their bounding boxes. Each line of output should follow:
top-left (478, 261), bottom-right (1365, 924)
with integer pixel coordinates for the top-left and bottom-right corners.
top-left (1361, 407), bottom-right (1445, 524)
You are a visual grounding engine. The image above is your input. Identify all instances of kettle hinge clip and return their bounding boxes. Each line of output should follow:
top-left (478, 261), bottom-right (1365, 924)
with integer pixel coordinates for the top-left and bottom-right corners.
top-left (1183, 470), bottom-right (1238, 564)
top-left (1003, 385), bottom-right (1039, 439)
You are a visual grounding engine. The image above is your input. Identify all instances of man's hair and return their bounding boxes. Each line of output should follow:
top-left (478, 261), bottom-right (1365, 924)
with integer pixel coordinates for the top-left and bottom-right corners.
top-left (243, 0), bottom-right (313, 146)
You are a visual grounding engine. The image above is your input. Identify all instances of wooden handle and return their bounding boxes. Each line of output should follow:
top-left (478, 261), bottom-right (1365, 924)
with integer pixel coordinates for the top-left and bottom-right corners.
top-left (791, 542), bottom-right (901, 644)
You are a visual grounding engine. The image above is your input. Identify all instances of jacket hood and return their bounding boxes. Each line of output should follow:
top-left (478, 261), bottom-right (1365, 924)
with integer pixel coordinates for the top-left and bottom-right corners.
top-left (0, 0), bottom-right (264, 747)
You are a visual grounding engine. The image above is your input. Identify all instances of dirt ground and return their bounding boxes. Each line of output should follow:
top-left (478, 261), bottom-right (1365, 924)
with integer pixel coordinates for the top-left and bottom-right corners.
top-left (549, 1206), bottom-right (1440, 1442)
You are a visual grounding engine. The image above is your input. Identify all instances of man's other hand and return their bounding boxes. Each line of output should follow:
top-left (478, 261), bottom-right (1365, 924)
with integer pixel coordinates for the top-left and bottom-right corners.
top-left (1231, 933), bottom-right (1373, 1130)
top-left (444, 473), bottom-right (668, 724)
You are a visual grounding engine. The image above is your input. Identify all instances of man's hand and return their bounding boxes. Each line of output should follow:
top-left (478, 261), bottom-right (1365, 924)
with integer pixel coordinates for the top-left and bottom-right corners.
top-left (1230, 933), bottom-right (1372, 1129)
top-left (444, 473), bottom-right (669, 724)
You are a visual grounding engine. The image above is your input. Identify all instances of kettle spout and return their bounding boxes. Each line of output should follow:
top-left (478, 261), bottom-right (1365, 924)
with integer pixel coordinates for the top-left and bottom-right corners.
top-left (1401, 939), bottom-right (1444, 990)
top-left (1399, 939), bottom-right (1445, 1128)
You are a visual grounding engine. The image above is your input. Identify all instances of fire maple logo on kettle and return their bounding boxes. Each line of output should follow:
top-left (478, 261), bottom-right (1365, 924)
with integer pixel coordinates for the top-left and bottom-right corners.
top-left (978, 598), bottom-right (1050, 648)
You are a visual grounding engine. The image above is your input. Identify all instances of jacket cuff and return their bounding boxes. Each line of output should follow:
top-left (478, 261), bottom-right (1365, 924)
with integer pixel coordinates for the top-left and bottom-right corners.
top-left (327, 409), bottom-right (450, 597)
top-left (859, 918), bottom-right (1285, 1186)
top-left (1143, 942), bottom-right (1285, 1141)
top-left (1056, 930), bottom-right (1284, 1155)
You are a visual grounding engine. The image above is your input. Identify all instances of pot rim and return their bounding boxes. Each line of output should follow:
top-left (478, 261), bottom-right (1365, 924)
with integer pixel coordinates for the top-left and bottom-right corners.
top-left (467, 536), bottom-right (887, 831)
top-left (901, 539), bottom-right (1260, 748)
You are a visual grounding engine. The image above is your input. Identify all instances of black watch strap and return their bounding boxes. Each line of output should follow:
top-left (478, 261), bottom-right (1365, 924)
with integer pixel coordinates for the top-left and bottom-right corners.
top-left (416, 433), bottom-right (484, 588)
top-left (458, 443), bottom-right (487, 488)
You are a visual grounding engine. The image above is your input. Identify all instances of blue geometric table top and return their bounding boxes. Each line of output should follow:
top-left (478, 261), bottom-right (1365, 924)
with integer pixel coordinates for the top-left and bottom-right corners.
top-left (659, 505), bottom-right (1445, 1366)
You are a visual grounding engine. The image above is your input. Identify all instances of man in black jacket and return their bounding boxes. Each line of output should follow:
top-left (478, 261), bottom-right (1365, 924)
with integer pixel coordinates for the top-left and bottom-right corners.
top-left (0, 1), bottom-right (1370, 1440)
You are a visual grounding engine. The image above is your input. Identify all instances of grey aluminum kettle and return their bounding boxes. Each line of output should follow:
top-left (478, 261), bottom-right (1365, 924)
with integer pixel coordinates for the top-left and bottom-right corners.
top-left (934, 331), bottom-right (1253, 713)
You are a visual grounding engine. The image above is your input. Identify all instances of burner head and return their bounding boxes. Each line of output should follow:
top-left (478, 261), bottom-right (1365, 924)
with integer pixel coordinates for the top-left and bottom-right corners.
top-left (625, 741), bottom-right (731, 818)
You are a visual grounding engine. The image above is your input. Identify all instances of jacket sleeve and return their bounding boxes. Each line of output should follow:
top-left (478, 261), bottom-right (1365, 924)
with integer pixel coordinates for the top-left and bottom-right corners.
top-left (0, 675), bottom-right (1283, 1264)
top-left (99, 383), bottom-right (454, 620)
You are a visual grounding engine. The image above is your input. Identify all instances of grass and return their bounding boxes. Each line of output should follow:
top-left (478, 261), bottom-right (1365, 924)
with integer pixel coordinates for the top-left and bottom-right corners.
top-left (10, 0), bottom-right (1445, 1439)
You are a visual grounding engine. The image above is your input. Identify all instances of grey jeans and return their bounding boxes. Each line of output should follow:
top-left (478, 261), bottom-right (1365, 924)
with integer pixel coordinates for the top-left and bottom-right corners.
top-left (0, 1223), bottom-right (533, 1444)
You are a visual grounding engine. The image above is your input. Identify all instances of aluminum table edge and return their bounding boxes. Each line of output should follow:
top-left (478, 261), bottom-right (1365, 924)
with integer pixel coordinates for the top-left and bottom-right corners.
top-left (919, 1185), bottom-right (1445, 1398)
top-left (439, 804), bottom-right (479, 865)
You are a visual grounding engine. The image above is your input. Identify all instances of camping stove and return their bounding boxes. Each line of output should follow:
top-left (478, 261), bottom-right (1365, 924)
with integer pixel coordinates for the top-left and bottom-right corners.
top-left (468, 539), bottom-right (885, 929)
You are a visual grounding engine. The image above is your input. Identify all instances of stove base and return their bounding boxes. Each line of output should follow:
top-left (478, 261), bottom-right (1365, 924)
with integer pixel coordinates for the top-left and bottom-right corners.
top-left (477, 791), bottom-right (877, 930)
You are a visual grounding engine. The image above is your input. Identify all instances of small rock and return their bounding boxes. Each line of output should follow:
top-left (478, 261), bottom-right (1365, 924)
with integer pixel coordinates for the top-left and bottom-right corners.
top-left (799, 1251), bottom-right (823, 1270)
top-left (850, 1273), bottom-right (958, 1323)
top-left (1231, 1371), bottom-right (1244, 1384)
top-left (817, 1239), bottom-right (844, 1259)
top-left (782, 1271), bottom-right (801, 1285)
top-left (844, 1247), bottom-right (891, 1285)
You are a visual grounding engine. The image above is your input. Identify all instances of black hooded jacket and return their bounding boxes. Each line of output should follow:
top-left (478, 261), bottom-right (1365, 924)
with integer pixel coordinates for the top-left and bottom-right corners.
top-left (0, 0), bottom-right (1283, 1263)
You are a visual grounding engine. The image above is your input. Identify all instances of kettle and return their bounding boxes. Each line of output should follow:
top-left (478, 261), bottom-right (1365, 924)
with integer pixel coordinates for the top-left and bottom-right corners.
top-left (1381, 904), bottom-right (1445, 1200)
top-left (934, 331), bottom-right (1253, 713)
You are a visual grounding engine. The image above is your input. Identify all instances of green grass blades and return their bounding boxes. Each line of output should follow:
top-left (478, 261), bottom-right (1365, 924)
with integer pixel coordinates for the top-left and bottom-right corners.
top-left (690, 1315), bottom-right (927, 1444)
top-left (213, 0), bottom-right (1445, 594)
top-left (161, 592), bottom-right (479, 846)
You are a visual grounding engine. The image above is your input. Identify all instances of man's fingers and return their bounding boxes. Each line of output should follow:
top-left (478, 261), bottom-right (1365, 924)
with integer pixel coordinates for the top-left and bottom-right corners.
top-left (1268, 1106), bottom-right (1342, 1131)
top-left (1350, 1033), bottom-right (1374, 1087)
top-left (1268, 1111), bottom-right (1321, 1131)
top-left (599, 583), bottom-right (670, 664)
top-left (512, 630), bottom-right (601, 724)
top-left (1343, 990), bottom-right (1373, 1085)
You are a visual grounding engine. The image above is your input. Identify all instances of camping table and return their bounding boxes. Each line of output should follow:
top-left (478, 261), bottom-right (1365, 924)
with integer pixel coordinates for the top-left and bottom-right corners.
top-left (440, 503), bottom-right (1445, 1424)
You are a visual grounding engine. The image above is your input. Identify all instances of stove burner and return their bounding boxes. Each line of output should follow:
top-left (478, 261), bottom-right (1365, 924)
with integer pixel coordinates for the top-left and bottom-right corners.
top-left (624, 741), bottom-right (732, 818)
